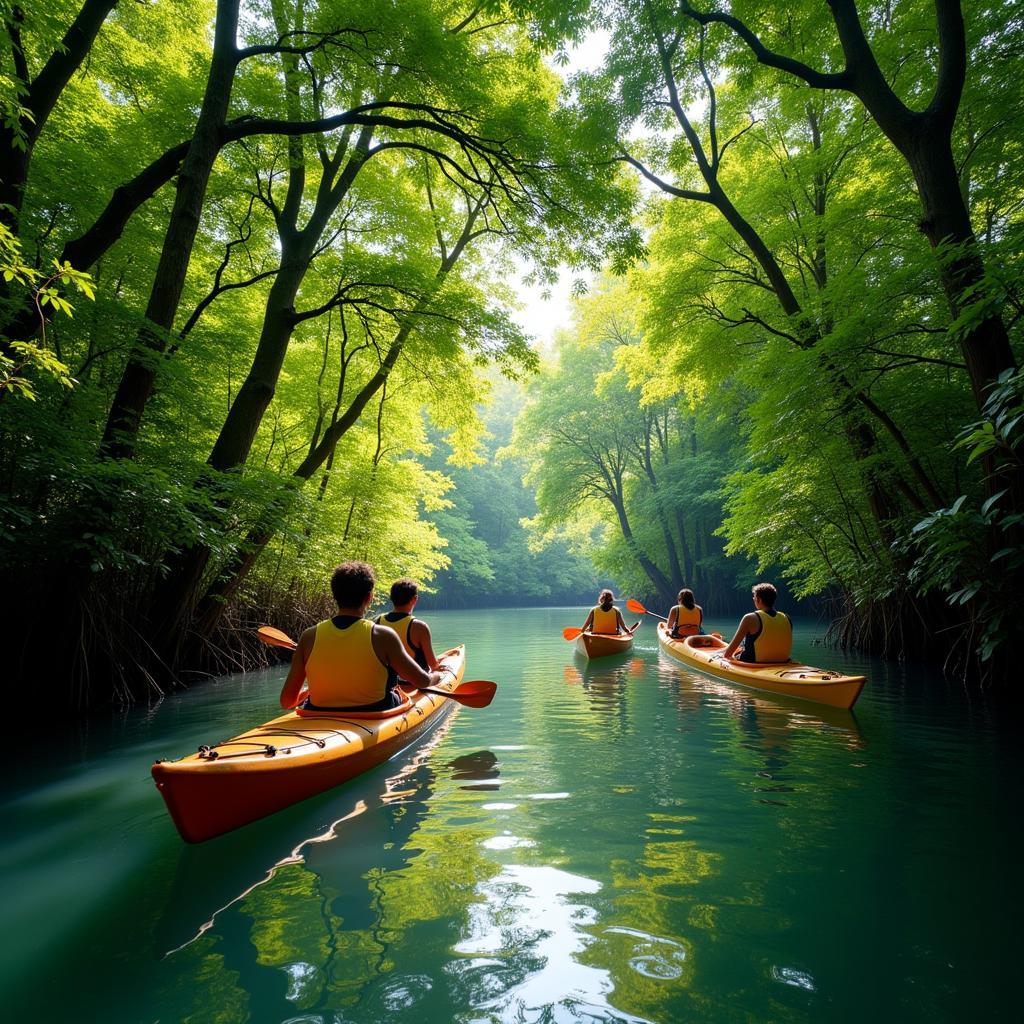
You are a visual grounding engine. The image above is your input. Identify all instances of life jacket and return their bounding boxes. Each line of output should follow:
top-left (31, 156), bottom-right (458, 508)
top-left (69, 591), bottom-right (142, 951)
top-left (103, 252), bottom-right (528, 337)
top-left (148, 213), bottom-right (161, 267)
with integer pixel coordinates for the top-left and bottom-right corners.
top-left (672, 604), bottom-right (702, 636)
top-left (376, 612), bottom-right (428, 669)
top-left (592, 604), bottom-right (619, 634)
top-left (740, 609), bottom-right (792, 663)
top-left (304, 617), bottom-right (389, 707)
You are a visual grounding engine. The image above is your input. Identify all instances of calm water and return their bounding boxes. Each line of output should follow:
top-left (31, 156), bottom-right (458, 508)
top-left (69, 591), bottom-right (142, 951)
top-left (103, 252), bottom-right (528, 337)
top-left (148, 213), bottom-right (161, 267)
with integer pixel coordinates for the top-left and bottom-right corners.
top-left (0, 608), bottom-right (1017, 1023)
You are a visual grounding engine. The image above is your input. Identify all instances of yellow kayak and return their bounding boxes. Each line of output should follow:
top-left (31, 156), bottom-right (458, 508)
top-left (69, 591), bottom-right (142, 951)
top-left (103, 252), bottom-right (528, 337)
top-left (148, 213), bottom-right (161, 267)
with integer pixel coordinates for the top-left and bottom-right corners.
top-left (153, 645), bottom-right (465, 842)
top-left (657, 623), bottom-right (865, 709)
top-left (575, 631), bottom-right (634, 659)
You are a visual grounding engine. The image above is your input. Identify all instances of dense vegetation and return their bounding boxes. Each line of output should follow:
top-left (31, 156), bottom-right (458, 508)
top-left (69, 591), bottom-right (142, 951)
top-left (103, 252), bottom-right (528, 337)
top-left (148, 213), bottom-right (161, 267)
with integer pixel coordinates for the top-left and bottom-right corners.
top-left (1, 0), bottom-right (1021, 710)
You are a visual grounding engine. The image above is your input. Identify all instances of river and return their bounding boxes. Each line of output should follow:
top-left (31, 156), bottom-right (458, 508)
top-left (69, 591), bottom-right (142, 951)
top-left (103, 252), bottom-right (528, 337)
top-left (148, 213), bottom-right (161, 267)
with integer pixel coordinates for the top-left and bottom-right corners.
top-left (0, 607), bottom-right (1017, 1023)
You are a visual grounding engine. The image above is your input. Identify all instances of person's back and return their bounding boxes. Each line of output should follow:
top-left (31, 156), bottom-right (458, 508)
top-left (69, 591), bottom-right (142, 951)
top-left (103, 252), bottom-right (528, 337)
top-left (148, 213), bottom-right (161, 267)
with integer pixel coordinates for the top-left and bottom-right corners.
top-left (305, 615), bottom-right (388, 707)
top-left (375, 577), bottom-right (439, 677)
top-left (668, 588), bottom-right (703, 637)
top-left (584, 589), bottom-right (626, 635)
top-left (742, 606), bottom-right (791, 662)
top-left (722, 582), bottom-right (792, 664)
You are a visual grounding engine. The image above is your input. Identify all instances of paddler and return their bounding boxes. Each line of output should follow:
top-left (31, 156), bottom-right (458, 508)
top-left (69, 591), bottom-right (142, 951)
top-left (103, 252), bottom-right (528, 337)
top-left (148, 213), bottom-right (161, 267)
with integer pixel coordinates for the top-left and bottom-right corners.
top-left (375, 578), bottom-right (440, 674)
top-left (667, 588), bottom-right (704, 637)
top-left (279, 561), bottom-right (447, 711)
top-left (721, 582), bottom-right (792, 663)
top-left (581, 589), bottom-right (639, 636)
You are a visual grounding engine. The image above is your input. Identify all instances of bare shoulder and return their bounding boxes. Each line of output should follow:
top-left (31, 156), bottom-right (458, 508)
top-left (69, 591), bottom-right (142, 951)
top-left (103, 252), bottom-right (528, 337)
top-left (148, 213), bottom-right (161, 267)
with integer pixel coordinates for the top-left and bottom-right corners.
top-left (372, 622), bottom-right (400, 645)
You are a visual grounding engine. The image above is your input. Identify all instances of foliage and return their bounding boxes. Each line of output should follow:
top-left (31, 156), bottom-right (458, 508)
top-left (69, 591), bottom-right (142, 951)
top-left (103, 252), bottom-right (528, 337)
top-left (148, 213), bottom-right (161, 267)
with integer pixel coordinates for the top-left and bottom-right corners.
top-left (908, 370), bottom-right (1024, 664)
top-left (0, 222), bottom-right (93, 398)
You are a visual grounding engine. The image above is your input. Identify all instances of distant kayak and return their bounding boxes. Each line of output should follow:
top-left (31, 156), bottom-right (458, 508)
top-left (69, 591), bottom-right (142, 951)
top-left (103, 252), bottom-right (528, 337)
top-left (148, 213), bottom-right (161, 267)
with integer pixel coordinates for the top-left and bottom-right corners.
top-left (575, 631), bottom-right (634, 660)
top-left (153, 645), bottom-right (466, 843)
top-left (657, 623), bottom-right (864, 709)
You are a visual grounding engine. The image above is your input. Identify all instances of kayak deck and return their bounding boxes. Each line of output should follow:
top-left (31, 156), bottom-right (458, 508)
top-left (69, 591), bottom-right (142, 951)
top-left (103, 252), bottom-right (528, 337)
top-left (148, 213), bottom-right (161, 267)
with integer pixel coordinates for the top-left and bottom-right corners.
top-left (657, 624), bottom-right (864, 709)
top-left (575, 631), bottom-right (634, 660)
top-left (153, 645), bottom-right (465, 842)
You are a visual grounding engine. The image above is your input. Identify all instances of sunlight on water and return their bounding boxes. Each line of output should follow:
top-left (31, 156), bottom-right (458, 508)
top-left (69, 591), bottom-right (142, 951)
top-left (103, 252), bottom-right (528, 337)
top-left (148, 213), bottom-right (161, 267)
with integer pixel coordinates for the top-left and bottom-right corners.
top-left (0, 608), bottom-right (1018, 1023)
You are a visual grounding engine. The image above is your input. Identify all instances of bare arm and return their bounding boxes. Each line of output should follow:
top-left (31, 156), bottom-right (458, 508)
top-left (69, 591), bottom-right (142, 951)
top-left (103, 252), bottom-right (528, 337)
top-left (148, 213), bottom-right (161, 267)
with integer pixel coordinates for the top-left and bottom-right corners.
top-left (373, 626), bottom-right (444, 688)
top-left (411, 619), bottom-right (440, 670)
top-left (722, 613), bottom-right (758, 660)
top-left (582, 610), bottom-right (594, 631)
top-left (667, 606), bottom-right (678, 633)
top-left (279, 627), bottom-right (315, 708)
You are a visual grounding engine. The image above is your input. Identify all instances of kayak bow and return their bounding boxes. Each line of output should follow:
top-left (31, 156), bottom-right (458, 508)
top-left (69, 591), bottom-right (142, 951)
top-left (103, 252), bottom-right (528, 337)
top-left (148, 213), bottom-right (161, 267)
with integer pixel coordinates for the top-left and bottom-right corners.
top-left (152, 645), bottom-right (466, 843)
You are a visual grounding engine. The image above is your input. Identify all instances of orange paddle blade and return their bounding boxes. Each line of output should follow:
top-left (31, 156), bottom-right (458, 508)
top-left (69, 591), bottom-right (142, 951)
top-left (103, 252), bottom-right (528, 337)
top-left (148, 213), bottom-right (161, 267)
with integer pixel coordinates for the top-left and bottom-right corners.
top-left (257, 625), bottom-right (298, 650)
top-left (626, 599), bottom-right (648, 614)
top-left (421, 680), bottom-right (497, 708)
top-left (562, 627), bottom-right (584, 641)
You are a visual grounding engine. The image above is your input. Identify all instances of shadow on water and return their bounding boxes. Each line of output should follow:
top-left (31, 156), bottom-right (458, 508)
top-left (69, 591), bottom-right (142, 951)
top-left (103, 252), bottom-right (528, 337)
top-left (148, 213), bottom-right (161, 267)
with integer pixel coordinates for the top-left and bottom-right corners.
top-left (447, 749), bottom-right (500, 790)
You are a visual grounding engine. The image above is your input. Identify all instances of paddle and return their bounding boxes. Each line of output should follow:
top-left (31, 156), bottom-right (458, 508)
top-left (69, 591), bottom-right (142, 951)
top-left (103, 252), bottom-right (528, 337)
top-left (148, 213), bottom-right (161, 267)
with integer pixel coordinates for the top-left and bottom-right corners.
top-left (626, 598), bottom-right (667, 621)
top-left (562, 627), bottom-right (583, 641)
top-left (256, 625), bottom-right (497, 707)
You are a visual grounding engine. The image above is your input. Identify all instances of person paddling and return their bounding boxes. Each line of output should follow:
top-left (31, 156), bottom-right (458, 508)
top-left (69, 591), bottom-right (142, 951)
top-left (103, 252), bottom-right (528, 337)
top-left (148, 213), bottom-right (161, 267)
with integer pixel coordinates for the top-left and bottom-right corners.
top-left (375, 578), bottom-right (440, 679)
top-left (721, 582), bottom-right (792, 663)
top-left (581, 589), bottom-right (639, 636)
top-left (667, 588), bottom-right (704, 638)
top-left (279, 561), bottom-right (446, 711)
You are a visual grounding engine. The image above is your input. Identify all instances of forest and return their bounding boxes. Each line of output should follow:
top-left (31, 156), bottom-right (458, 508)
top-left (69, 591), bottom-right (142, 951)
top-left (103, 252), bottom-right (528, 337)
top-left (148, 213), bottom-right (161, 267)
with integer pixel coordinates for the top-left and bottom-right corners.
top-left (1, 0), bottom-right (1022, 711)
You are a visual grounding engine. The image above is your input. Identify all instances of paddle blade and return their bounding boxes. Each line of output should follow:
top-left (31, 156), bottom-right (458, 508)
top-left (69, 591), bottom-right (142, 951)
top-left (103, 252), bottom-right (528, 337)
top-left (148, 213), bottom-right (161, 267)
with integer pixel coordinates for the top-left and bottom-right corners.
top-left (626, 599), bottom-right (648, 614)
top-left (562, 627), bottom-right (583, 641)
top-left (257, 625), bottom-right (298, 650)
top-left (451, 679), bottom-right (497, 708)
top-left (421, 680), bottom-right (497, 708)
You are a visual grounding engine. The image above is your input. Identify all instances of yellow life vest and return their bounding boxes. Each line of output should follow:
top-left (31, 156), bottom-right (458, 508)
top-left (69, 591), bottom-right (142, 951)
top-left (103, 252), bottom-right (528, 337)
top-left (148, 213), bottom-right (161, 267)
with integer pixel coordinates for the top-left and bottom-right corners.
top-left (592, 605), bottom-right (619, 634)
top-left (375, 612), bottom-right (427, 668)
top-left (305, 618), bottom-right (389, 707)
top-left (673, 604), bottom-right (702, 635)
top-left (744, 609), bottom-right (792, 663)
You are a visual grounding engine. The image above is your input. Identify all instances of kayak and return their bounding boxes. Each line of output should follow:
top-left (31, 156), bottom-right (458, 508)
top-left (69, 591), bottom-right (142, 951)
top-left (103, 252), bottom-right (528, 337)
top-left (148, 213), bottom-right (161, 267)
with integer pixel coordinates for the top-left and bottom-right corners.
top-left (153, 645), bottom-right (465, 843)
top-left (575, 631), bottom-right (634, 660)
top-left (657, 623), bottom-right (865, 709)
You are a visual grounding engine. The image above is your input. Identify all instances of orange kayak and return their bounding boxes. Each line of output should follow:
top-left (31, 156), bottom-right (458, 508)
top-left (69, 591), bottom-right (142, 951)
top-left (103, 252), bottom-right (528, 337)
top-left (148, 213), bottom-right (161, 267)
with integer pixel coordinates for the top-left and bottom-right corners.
top-left (657, 624), bottom-right (865, 709)
top-left (575, 631), bottom-right (634, 659)
top-left (153, 645), bottom-right (465, 843)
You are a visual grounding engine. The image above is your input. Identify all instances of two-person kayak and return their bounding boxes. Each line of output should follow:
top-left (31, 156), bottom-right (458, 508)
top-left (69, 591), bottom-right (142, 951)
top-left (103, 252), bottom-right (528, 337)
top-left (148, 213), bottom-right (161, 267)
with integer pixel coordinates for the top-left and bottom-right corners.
top-left (657, 624), bottom-right (865, 709)
top-left (153, 645), bottom-right (466, 842)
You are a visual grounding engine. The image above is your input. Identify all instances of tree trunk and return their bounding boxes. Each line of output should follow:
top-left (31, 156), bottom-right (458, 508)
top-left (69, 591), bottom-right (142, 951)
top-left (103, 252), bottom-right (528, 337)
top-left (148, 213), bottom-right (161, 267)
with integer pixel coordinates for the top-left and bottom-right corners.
top-left (99, 0), bottom-right (240, 460)
top-left (609, 490), bottom-right (675, 606)
top-left (0, 0), bottom-right (118, 228)
top-left (903, 134), bottom-right (1017, 408)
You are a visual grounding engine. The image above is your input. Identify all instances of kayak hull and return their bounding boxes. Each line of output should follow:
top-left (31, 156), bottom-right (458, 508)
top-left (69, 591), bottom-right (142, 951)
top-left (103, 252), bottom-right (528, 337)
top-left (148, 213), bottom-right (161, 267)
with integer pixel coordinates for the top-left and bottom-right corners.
top-left (575, 631), bottom-right (634, 659)
top-left (153, 645), bottom-right (465, 843)
top-left (657, 624), bottom-right (864, 709)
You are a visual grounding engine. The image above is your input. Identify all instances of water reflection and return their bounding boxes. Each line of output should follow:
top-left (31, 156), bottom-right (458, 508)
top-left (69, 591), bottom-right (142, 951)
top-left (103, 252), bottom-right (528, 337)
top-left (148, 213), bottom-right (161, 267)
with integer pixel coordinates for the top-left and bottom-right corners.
top-left (3, 608), bottom-right (1018, 1024)
top-left (454, 864), bottom-right (652, 1023)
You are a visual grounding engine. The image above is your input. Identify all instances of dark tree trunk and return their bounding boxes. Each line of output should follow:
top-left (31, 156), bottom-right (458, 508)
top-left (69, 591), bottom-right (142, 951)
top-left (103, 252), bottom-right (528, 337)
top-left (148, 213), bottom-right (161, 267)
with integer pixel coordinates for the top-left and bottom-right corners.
top-left (0, 0), bottom-right (118, 228)
top-left (99, 0), bottom-right (240, 460)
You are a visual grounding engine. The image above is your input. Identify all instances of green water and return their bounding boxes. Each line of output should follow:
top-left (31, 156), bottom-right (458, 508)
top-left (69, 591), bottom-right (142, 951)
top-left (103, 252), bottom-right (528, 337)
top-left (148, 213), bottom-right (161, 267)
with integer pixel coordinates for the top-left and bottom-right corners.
top-left (0, 608), bottom-right (1017, 1023)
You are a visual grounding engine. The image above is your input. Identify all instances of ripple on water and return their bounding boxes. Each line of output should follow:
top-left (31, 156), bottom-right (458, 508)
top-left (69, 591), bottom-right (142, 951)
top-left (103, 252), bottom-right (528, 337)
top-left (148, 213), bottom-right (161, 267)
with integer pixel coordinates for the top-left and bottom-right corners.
top-left (481, 802), bottom-right (518, 810)
top-left (377, 973), bottom-right (434, 1012)
top-left (602, 926), bottom-right (688, 981)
